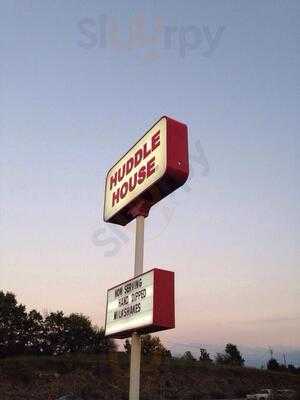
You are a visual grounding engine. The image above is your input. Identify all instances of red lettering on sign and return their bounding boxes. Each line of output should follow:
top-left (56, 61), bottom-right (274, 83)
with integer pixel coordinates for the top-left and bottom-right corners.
top-left (109, 131), bottom-right (162, 193)
top-left (129, 174), bottom-right (137, 192)
top-left (147, 157), bottom-right (156, 178)
top-left (117, 164), bottom-right (125, 182)
top-left (152, 131), bottom-right (160, 151)
top-left (134, 149), bottom-right (143, 167)
top-left (143, 142), bottom-right (151, 159)
top-left (138, 165), bottom-right (146, 184)
top-left (112, 188), bottom-right (120, 207)
top-left (126, 157), bottom-right (134, 176)
top-left (120, 182), bottom-right (128, 199)
top-left (111, 157), bottom-right (157, 206)
top-left (110, 172), bottom-right (118, 190)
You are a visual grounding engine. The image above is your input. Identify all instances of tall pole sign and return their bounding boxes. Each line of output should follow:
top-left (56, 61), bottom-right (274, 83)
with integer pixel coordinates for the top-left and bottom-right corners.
top-left (103, 116), bottom-right (189, 400)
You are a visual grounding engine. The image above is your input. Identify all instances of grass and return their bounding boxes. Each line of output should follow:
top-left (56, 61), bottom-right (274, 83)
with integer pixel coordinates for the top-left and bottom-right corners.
top-left (0, 353), bottom-right (299, 400)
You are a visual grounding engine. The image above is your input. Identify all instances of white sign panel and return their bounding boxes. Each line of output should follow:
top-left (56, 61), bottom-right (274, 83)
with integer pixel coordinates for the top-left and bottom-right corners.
top-left (105, 270), bottom-right (154, 337)
top-left (104, 117), bottom-right (167, 222)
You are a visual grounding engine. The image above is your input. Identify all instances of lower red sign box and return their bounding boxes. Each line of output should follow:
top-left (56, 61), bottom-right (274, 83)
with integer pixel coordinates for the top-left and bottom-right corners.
top-left (105, 268), bottom-right (175, 338)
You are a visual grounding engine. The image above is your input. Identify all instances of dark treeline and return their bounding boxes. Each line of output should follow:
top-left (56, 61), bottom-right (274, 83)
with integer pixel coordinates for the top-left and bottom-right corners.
top-left (1, 290), bottom-right (299, 375)
top-left (0, 291), bottom-right (115, 357)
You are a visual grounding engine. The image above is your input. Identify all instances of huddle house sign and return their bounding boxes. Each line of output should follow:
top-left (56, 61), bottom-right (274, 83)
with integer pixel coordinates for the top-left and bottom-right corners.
top-left (102, 115), bottom-right (189, 400)
top-left (104, 116), bottom-right (189, 225)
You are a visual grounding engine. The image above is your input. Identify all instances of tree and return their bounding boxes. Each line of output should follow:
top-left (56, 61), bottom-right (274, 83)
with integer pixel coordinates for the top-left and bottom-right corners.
top-left (267, 358), bottom-right (280, 371)
top-left (181, 351), bottom-right (196, 362)
top-left (199, 348), bottom-right (212, 363)
top-left (225, 343), bottom-right (245, 366)
top-left (91, 327), bottom-right (116, 353)
top-left (215, 343), bottom-right (245, 367)
top-left (215, 352), bottom-right (229, 365)
top-left (64, 313), bottom-right (95, 353)
top-left (43, 311), bottom-right (67, 355)
top-left (124, 334), bottom-right (171, 358)
top-left (0, 291), bottom-right (116, 357)
top-left (24, 309), bottom-right (44, 355)
top-left (44, 312), bottom-right (116, 355)
top-left (288, 364), bottom-right (297, 374)
top-left (0, 291), bottom-right (28, 357)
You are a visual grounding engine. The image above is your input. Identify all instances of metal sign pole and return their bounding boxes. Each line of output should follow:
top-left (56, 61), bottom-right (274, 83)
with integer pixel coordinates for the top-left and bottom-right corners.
top-left (129, 215), bottom-right (145, 400)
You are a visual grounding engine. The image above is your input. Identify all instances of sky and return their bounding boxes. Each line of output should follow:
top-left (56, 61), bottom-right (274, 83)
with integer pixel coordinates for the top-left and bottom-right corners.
top-left (1, 1), bottom-right (299, 360)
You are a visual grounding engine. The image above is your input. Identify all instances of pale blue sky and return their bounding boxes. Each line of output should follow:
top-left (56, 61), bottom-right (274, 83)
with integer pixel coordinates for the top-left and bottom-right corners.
top-left (1, 1), bottom-right (299, 351)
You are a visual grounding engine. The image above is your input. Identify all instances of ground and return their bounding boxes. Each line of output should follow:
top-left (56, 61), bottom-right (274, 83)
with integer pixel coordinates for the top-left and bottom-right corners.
top-left (0, 353), bottom-right (300, 400)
